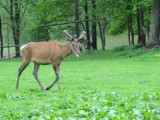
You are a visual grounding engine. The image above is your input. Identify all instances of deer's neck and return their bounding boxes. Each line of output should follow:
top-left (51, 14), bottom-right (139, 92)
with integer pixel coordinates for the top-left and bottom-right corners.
top-left (61, 43), bottom-right (72, 58)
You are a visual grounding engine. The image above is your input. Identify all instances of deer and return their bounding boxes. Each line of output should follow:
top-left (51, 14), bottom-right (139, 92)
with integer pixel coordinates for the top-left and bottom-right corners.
top-left (16, 30), bottom-right (87, 91)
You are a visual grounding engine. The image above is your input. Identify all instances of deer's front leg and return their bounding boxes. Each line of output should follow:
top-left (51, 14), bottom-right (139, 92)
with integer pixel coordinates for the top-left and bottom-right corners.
top-left (46, 65), bottom-right (60, 91)
top-left (33, 63), bottom-right (45, 91)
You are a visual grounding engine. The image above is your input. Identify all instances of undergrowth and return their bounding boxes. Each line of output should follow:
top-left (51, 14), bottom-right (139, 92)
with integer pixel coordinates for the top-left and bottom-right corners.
top-left (0, 90), bottom-right (160, 120)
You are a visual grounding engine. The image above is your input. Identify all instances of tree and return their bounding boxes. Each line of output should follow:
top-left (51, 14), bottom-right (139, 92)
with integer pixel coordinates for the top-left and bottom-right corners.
top-left (33, 0), bottom-right (75, 41)
top-left (137, 0), bottom-right (141, 44)
top-left (136, 0), bottom-right (146, 46)
top-left (74, 0), bottom-right (79, 36)
top-left (98, 18), bottom-right (107, 50)
top-left (84, 0), bottom-right (91, 50)
top-left (0, 0), bottom-right (28, 57)
top-left (91, 0), bottom-right (97, 50)
top-left (127, 0), bottom-right (134, 45)
top-left (1, 0), bottom-right (154, 52)
top-left (0, 16), bottom-right (3, 58)
top-left (140, 5), bottom-right (146, 46)
top-left (148, 0), bottom-right (160, 45)
top-left (10, 0), bottom-right (21, 57)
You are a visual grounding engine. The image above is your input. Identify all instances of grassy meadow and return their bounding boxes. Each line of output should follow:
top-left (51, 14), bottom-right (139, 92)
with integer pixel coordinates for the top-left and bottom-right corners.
top-left (0, 47), bottom-right (160, 119)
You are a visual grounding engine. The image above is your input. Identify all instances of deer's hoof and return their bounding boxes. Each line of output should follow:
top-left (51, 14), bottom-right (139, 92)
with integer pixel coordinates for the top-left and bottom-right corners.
top-left (41, 87), bottom-right (46, 92)
top-left (45, 87), bottom-right (50, 91)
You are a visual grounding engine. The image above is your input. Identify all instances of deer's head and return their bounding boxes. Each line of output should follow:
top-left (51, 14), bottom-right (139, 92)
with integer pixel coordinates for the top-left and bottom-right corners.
top-left (63, 30), bottom-right (87, 57)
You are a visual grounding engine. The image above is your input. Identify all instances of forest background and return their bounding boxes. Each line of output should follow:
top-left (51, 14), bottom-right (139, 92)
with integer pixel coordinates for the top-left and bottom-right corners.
top-left (0, 0), bottom-right (160, 58)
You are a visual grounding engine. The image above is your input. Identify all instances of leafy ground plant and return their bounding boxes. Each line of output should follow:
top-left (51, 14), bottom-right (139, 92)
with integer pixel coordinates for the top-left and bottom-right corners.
top-left (0, 90), bottom-right (160, 119)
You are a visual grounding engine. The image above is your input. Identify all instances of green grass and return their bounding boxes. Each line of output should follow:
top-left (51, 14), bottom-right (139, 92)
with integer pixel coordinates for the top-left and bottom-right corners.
top-left (0, 48), bottom-right (160, 119)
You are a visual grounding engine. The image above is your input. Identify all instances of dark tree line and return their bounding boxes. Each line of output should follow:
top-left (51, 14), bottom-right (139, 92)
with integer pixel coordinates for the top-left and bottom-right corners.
top-left (74, 0), bottom-right (159, 50)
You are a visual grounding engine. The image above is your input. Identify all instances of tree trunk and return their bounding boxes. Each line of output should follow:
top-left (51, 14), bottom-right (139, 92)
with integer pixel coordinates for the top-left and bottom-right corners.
top-left (10, 0), bottom-right (20, 57)
top-left (159, 23), bottom-right (160, 41)
top-left (14, 0), bottom-right (20, 57)
top-left (98, 18), bottom-right (106, 50)
top-left (74, 0), bottom-right (79, 36)
top-left (137, 0), bottom-right (141, 44)
top-left (137, 0), bottom-right (146, 46)
top-left (130, 13), bottom-right (134, 45)
top-left (148, 0), bottom-right (160, 45)
top-left (45, 26), bottom-right (50, 42)
top-left (128, 18), bottom-right (131, 46)
top-left (127, 0), bottom-right (134, 45)
top-left (140, 6), bottom-right (146, 46)
top-left (91, 0), bottom-right (97, 50)
top-left (0, 16), bottom-right (3, 58)
top-left (85, 0), bottom-right (91, 50)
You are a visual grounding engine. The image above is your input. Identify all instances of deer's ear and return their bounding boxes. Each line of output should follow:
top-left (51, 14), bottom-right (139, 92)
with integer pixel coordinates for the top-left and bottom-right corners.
top-left (63, 30), bottom-right (73, 41)
top-left (77, 31), bottom-right (88, 43)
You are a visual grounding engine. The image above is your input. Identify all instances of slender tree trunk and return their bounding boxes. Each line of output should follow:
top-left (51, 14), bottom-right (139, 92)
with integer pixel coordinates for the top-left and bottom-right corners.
top-left (0, 16), bottom-right (3, 58)
top-left (148, 0), bottom-right (160, 45)
top-left (10, 0), bottom-right (17, 55)
top-left (14, 0), bottom-right (20, 57)
top-left (10, 0), bottom-right (20, 57)
top-left (137, 0), bottom-right (146, 46)
top-left (128, 18), bottom-right (131, 46)
top-left (91, 0), bottom-right (97, 50)
top-left (140, 6), bottom-right (146, 46)
top-left (74, 0), bottom-right (79, 36)
top-left (159, 23), bottom-right (160, 41)
top-left (137, 0), bottom-right (141, 43)
top-left (98, 18), bottom-right (106, 50)
top-left (45, 28), bottom-right (49, 42)
top-left (130, 13), bottom-right (134, 45)
top-left (102, 28), bottom-right (106, 50)
top-left (85, 0), bottom-right (91, 50)
top-left (127, 0), bottom-right (134, 45)
top-left (92, 22), bottom-right (97, 50)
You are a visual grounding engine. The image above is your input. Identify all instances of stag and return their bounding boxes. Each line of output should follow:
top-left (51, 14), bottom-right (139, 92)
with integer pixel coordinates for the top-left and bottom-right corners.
top-left (16, 30), bottom-right (87, 91)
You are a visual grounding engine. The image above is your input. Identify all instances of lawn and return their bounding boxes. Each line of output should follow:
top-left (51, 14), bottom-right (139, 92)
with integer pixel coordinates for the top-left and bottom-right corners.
top-left (0, 48), bottom-right (160, 119)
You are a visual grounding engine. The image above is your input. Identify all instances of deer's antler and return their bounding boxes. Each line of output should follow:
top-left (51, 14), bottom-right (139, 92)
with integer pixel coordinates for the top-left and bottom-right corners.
top-left (63, 30), bottom-right (73, 41)
top-left (77, 31), bottom-right (87, 43)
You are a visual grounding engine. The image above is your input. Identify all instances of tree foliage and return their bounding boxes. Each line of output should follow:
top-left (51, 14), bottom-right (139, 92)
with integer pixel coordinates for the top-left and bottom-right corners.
top-left (0, 0), bottom-right (158, 57)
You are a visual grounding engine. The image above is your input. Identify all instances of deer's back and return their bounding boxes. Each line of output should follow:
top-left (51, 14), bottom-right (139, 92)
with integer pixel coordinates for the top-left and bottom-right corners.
top-left (21, 41), bottom-right (63, 64)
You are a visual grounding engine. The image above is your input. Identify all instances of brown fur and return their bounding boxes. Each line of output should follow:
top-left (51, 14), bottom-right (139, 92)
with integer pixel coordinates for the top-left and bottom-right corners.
top-left (21, 41), bottom-right (72, 65)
